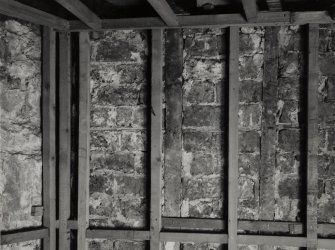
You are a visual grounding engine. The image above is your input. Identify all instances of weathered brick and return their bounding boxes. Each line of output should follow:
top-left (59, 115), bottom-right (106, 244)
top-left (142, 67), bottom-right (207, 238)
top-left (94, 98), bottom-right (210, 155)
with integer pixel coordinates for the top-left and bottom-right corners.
top-left (277, 153), bottom-right (299, 174)
top-left (120, 131), bottom-right (147, 152)
top-left (319, 101), bottom-right (335, 126)
top-left (319, 129), bottom-right (335, 152)
top-left (279, 52), bottom-right (301, 77)
top-left (90, 174), bottom-right (108, 194)
top-left (183, 131), bottom-right (223, 153)
top-left (183, 105), bottom-right (222, 128)
top-left (318, 154), bottom-right (335, 178)
top-left (183, 153), bottom-right (223, 176)
top-left (238, 104), bottom-right (262, 129)
top-left (182, 243), bottom-right (224, 250)
top-left (278, 26), bottom-right (302, 52)
top-left (278, 177), bottom-right (300, 199)
top-left (327, 76), bottom-right (335, 100)
top-left (278, 100), bottom-right (300, 125)
top-left (239, 80), bottom-right (262, 103)
top-left (116, 107), bottom-right (133, 127)
top-left (183, 59), bottom-right (225, 83)
top-left (239, 176), bottom-right (256, 200)
top-left (278, 77), bottom-right (301, 100)
top-left (184, 35), bottom-right (225, 58)
top-left (278, 129), bottom-right (301, 153)
top-left (240, 33), bottom-right (262, 55)
top-left (90, 131), bottom-right (119, 152)
top-left (90, 152), bottom-right (135, 173)
top-left (239, 131), bottom-right (260, 153)
top-left (106, 176), bottom-right (146, 197)
top-left (188, 199), bottom-right (223, 218)
top-left (239, 54), bottom-right (263, 80)
top-left (325, 179), bottom-right (335, 199)
top-left (239, 153), bottom-right (260, 176)
top-left (320, 52), bottom-right (335, 76)
top-left (182, 177), bottom-right (222, 200)
top-left (183, 81), bottom-right (215, 104)
top-left (319, 29), bottom-right (331, 52)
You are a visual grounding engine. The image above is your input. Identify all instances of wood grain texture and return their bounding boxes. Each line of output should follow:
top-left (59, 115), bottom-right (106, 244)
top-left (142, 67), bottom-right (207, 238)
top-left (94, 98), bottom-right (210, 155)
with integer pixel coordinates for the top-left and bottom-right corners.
top-left (77, 32), bottom-right (91, 250)
top-left (147, 0), bottom-right (178, 26)
top-left (42, 26), bottom-right (57, 250)
top-left (306, 23), bottom-right (319, 250)
top-left (266, 0), bottom-right (282, 11)
top-left (241, 0), bottom-right (258, 21)
top-left (150, 29), bottom-right (163, 250)
top-left (86, 230), bottom-right (150, 240)
top-left (0, 0), bottom-right (69, 30)
top-left (58, 32), bottom-right (71, 250)
top-left (228, 26), bottom-right (239, 250)
top-left (54, 0), bottom-right (101, 29)
top-left (1, 228), bottom-right (48, 245)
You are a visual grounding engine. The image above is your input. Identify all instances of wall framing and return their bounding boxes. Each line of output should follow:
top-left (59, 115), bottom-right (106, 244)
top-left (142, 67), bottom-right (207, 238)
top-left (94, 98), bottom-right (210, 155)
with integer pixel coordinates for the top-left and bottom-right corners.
top-left (0, 14), bottom-right (335, 250)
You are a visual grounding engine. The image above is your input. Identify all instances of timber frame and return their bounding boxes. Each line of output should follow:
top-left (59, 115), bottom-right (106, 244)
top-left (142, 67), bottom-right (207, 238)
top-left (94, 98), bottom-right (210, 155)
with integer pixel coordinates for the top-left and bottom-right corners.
top-left (1, 0), bottom-right (335, 249)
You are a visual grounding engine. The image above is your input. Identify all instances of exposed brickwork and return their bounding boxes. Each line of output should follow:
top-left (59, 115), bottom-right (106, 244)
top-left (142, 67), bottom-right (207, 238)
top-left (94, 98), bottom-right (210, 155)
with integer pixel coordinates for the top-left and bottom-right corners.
top-left (0, 16), bottom-right (42, 245)
top-left (88, 239), bottom-right (147, 250)
top-left (238, 26), bottom-right (305, 222)
top-left (2, 240), bottom-right (41, 250)
top-left (180, 28), bottom-right (226, 219)
top-left (238, 245), bottom-right (300, 250)
top-left (89, 30), bottom-right (149, 228)
top-left (318, 24), bottom-right (335, 224)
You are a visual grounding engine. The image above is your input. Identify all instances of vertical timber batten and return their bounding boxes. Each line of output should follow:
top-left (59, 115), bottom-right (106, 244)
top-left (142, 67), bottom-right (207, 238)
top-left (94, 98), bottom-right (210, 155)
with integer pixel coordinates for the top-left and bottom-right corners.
top-left (59, 32), bottom-right (72, 250)
top-left (150, 29), bottom-right (163, 250)
top-left (77, 32), bottom-right (91, 250)
top-left (306, 24), bottom-right (319, 249)
top-left (228, 26), bottom-right (239, 250)
top-left (42, 26), bottom-right (57, 250)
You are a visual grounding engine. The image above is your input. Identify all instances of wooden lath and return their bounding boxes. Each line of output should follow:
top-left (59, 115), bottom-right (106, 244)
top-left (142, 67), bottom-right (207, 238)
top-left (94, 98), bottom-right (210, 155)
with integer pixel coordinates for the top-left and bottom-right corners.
top-left (228, 26), bottom-right (239, 250)
top-left (146, 0), bottom-right (178, 26)
top-left (58, 31), bottom-right (72, 250)
top-left (77, 32), bottom-right (91, 250)
top-left (266, 0), bottom-right (283, 11)
top-left (0, 0), bottom-right (69, 30)
top-left (42, 26), bottom-right (57, 250)
top-left (54, 0), bottom-right (101, 29)
top-left (150, 28), bottom-right (164, 250)
top-left (306, 23), bottom-right (319, 250)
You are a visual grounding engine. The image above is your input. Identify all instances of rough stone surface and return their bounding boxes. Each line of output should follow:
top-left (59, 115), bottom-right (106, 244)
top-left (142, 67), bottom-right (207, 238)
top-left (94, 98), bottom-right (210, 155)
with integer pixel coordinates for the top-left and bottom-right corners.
top-left (88, 239), bottom-right (147, 250)
top-left (318, 24), bottom-right (335, 224)
top-left (89, 30), bottom-right (148, 228)
top-left (0, 16), bottom-right (42, 250)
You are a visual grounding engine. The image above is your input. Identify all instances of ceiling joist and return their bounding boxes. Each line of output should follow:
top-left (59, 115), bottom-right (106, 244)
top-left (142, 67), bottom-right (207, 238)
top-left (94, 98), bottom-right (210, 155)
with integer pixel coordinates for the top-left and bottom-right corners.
top-left (0, 0), bottom-right (69, 30)
top-left (266, 0), bottom-right (283, 11)
top-left (146, 0), bottom-right (178, 26)
top-left (54, 0), bottom-right (101, 29)
top-left (241, 0), bottom-right (258, 22)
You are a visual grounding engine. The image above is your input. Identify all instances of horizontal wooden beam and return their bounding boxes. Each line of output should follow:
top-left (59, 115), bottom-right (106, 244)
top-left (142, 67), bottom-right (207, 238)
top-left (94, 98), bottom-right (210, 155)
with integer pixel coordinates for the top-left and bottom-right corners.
top-left (146, 0), bottom-right (178, 26)
top-left (86, 230), bottom-right (150, 240)
top-left (68, 11), bottom-right (334, 31)
top-left (160, 232), bottom-right (229, 243)
top-left (266, 0), bottom-right (282, 11)
top-left (54, 0), bottom-right (101, 29)
top-left (237, 235), bottom-right (308, 247)
top-left (0, 0), bottom-right (69, 30)
top-left (1, 228), bottom-right (48, 245)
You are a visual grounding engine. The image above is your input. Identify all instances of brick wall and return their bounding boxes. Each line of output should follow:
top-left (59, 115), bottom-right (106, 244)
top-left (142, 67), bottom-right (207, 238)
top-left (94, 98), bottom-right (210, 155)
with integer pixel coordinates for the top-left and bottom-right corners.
top-left (0, 15), bottom-right (42, 250)
top-left (318, 24), bottom-right (335, 225)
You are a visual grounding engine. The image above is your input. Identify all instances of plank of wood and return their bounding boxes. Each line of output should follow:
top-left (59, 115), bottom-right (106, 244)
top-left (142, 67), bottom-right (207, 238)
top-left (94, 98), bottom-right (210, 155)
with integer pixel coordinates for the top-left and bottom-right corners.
top-left (318, 238), bottom-right (335, 249)
top-left (42, 26), bottom-right (57, 250)
top-left (237, 235), bottom-right (308, 247)
top-left (260, 26), bottom-right (280, 220)
top-left (164, 29), bottom-right (183, 217)
top-left (0, 0), bottom-right (69, 30)
top-left (77, 32), bottom-right (91, 250)
top-left (147, 0), bottom-right (178, 26)
top-left (1, 228), bottom-right (49, 245)
top-left (228, 26), bottom-right (239, 250)
top-left (292, 11), bottom-right (335, 24)
top-left (306, 23), bottom-right (319, 250)
top-left (150, 29), bottom-right (163, 250)
top-left (160, 232), bottom-right (228, 243)
top-left (86, 230), bottom-right (150, 240)
top-left (58, 32), bottom-right (72, 250)
top-left (266, 0), bottom-right (282, 11)
top-left (241, 0), bottom-right (258, 22)
top-left (54, 0), bottom-right (101, 29)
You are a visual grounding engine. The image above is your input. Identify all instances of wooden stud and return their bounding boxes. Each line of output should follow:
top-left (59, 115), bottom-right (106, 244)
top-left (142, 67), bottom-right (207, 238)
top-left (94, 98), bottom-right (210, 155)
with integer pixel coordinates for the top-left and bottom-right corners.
top-left (266, 0), bottom-right (283, 11)
top-left (54, 0), bottom-right (101, 29)
top-left (58, 32), bottom-right (72, 250)
top-left (160, 232), bottom-right (228, 243)
top-left (77, 32), bottom-right (91, 250)
top-left (164, 29), bottom-right (183, 216)
top-left (306, 23), bottom-right (319, 250)
top-left (42, 26), bottom-right (57, 250)
top-left (237, 235), bottom-right (308, 247)
top-left (228, 26), bottom-right (239, 250)
top-left (150, 29), bottom-right (163, 250)
top-left (0, 0), bottom-right (69, 30)
top-left (147, 0), bottom-right (178, 26)
top-left (241, 0), bottom-right (258, 22)
top-left (1, 228), bottom-right (49, 245)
